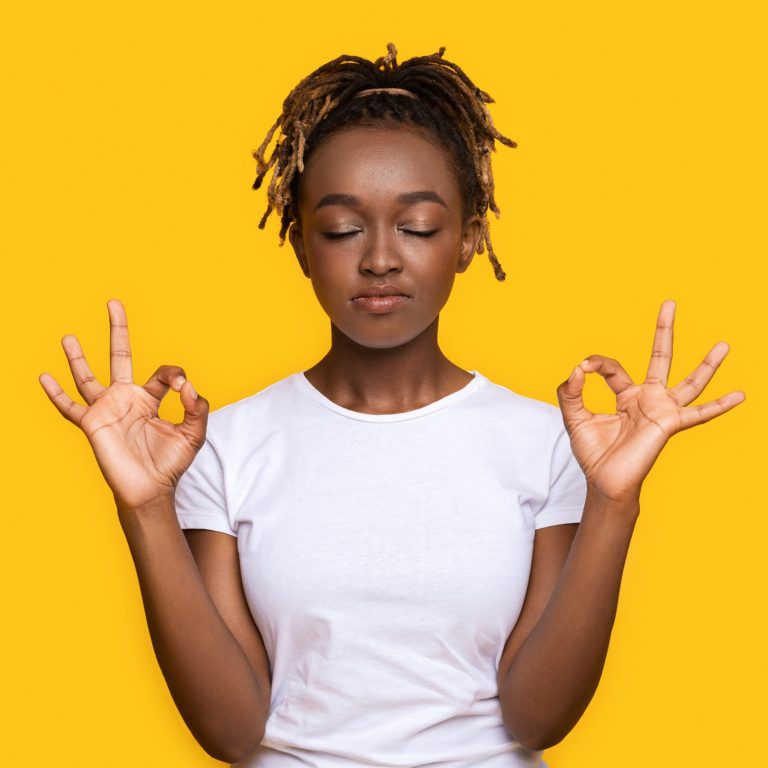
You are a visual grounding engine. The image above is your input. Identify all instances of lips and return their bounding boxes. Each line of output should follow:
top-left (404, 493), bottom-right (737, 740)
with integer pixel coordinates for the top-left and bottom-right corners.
top-left (351, 294), bottom-right (410, 313)
top-left (352, 284), bottom-right (410, 299)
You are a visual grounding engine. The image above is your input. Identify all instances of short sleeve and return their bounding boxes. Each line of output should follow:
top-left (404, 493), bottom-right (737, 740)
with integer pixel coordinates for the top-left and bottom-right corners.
top-left (174, 434), bottom-right (238, 537)
top-left (534, 426), bottom-right (587, 529)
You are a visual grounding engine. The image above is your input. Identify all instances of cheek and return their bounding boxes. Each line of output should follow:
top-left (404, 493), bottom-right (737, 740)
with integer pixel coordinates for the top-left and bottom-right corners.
top-left (310, 269), bottom-right (343, 307)
top-left (430, 269), bottom-right (459, 309)
top-left (304, 252), bottom-right (350, 311)
top-left (413, 237), bottom-right (462, 291)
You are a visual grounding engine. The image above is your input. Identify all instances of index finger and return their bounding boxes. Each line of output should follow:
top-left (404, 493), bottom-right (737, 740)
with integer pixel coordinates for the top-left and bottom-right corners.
top-left (107, 298), bottom-right (133, 384)
top-left (645, 299), bottom-right (675, 387)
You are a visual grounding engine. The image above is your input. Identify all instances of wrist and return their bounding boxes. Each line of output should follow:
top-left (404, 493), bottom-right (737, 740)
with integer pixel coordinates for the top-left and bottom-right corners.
top-left (115, 491), bottom-right (177, 520)
top-left (115, 492), bottom-right (187, 559)
top-left (584, 483), bottom-right (641, 521)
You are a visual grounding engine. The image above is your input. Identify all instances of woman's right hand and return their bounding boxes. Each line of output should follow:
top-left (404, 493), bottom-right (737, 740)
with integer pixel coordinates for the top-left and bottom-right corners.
top-left (39, 298), bottom-right (209, 512)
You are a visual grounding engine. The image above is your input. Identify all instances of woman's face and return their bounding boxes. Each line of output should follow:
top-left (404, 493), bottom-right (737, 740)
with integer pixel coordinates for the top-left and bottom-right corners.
top-left (289, 124), bottom-right (482, 350)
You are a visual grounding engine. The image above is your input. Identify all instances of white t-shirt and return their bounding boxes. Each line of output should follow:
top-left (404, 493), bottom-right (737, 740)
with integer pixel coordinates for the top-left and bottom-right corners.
top-left (175, 370), bottom-right (587, 768)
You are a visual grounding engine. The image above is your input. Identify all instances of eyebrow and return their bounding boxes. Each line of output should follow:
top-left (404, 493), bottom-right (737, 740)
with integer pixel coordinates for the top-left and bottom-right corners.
top-left (314, 190), bottom-right (448, 211)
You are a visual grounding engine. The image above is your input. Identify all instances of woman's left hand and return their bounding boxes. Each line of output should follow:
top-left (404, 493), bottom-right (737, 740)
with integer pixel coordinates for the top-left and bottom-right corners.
top-left (556, 299), bottom-right (746, 504)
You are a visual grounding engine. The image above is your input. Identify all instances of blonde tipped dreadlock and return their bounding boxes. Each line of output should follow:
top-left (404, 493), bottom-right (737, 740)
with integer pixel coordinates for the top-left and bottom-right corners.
top-left (252, 43), bottom-right (517, 281)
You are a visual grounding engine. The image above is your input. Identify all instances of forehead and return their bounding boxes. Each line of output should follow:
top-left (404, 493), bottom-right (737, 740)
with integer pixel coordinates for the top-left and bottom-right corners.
top-left (297, 125), bottom-right (462, 208)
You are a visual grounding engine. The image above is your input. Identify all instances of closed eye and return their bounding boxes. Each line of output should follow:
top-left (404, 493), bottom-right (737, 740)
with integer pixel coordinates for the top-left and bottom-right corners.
top-left (400, 229), bottom-right (439, 238)
top-left (323, 230), bottom-right (361, 240)
top-left (322, 228), bottom-right (439, 240)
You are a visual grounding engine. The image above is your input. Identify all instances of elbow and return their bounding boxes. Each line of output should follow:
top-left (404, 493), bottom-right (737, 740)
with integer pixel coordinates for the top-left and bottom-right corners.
top-left (515, 731), bottom-right (567, 752)
top-left (507, 727), bottom-right (567, 753)
top-left (209, 728), bottom-right (265, 765)
top-left (225, 729), bottom-right (264, 764)
top-left (502, 711), bottom-right (569, 753)
top-left (196, 717), bottom-right (265, 765)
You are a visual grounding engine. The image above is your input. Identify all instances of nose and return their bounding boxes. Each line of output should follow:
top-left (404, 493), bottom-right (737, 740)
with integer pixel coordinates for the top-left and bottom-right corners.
top-left (358, 226), bottom-right (403, 276)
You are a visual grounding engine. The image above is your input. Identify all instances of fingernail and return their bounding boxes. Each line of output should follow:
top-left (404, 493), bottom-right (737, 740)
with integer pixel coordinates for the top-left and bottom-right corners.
top-left (175, 376), bottom-right (186, 389)
top-left (580, 359), bottom-right (591, 369)
top-left (188, 382), bottom-right (198, 400)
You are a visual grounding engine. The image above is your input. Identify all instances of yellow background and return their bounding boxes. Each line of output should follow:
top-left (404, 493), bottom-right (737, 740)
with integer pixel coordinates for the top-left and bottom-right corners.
top-left (3, 1), bottom-right (765, 765)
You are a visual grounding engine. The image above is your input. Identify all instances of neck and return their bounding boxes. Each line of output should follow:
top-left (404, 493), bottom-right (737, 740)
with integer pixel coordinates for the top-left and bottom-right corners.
top-left (303, 316), bottom-right (474, 414)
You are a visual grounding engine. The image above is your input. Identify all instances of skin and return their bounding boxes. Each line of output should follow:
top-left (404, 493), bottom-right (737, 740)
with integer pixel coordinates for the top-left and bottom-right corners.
top-left (38, 122), bottom-right (746, 759)
top-left (289, 124), bottom-right (484, 412)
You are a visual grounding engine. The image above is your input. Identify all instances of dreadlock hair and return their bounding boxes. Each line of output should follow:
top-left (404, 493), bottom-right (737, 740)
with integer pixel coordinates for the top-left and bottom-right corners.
top-left (252, 43), bottom-right (517, 282)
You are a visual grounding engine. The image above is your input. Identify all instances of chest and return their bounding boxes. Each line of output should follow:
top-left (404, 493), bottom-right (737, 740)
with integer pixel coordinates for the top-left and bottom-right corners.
top-left (230, 426), bottom-right (537, 663)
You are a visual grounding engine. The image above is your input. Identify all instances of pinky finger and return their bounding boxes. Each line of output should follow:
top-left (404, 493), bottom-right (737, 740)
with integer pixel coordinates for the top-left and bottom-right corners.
top-left (679, 390), bottom-right (747, 430)
top-left (39, 372), bottom-right (87, 427)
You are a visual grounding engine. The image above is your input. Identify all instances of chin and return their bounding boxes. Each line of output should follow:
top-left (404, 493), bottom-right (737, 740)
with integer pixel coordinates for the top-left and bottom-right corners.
top-left (333, 321), bottom-right (433, 351)
top-left (347, 332), bottom-right (422, 350)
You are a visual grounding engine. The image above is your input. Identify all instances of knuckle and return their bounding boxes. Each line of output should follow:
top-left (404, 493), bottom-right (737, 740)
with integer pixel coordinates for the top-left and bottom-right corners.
top-left (156, 364), bottom-right (186, 379)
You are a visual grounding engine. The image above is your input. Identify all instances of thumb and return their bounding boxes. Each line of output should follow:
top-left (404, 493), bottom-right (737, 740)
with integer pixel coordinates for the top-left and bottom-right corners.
top-left (175, 379), bottom-right (209, 449)
top-left (556, 361), bottom-right (593, 429)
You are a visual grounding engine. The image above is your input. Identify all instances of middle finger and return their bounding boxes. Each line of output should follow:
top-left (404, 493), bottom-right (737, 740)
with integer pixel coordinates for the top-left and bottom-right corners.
top-left (108, 298), bottom-right (133, 385)
top-left (645, 299), bottom-right (675, 387)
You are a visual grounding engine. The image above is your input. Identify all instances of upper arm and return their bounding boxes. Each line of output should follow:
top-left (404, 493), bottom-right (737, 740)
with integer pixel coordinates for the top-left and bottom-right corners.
top-left (497, 523), bottom-right (578, 684)
top-left (183, 529), bottom-right (272, 688)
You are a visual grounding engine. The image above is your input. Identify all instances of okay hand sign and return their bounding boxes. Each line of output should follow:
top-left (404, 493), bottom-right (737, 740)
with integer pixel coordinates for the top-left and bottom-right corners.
top-left (556, 300), bottom-right (746, 504)
top-left (39, 299), bottom-right (209, 512)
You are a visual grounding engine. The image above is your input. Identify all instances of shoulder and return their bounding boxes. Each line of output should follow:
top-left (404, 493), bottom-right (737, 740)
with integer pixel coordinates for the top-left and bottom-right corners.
top-left (474, 373), bottom-right (565, 434)
top-left (205, 373), bottom-right (303, 440)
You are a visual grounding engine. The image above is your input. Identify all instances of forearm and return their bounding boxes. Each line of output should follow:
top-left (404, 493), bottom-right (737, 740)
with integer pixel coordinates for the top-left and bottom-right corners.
top-left (117, 495), bottom-right (269, 763)
top-left (498, 488), bottom-right (639, 750)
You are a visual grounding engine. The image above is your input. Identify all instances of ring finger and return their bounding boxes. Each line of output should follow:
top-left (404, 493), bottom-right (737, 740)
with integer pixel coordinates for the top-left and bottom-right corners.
top-left (62, 334), bottom-right (106, 405)
top-left (669, 341), bottom-right (730, 406)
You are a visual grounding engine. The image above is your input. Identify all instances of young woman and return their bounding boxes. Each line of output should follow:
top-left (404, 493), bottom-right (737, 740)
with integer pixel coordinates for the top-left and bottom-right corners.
top-left (38, 44), bottom-right (745, 768)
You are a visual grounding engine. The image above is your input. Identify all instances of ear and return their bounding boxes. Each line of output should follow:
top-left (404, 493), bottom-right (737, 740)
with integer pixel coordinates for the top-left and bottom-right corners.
top-left (456, 215), bottom-right (483, 274)
top-left (288, 222), bottom-right (311, 278)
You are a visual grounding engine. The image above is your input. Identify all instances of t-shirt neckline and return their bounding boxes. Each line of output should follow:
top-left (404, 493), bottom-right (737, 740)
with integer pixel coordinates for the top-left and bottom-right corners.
top-left (292, 370), bottom-right (487, 422)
